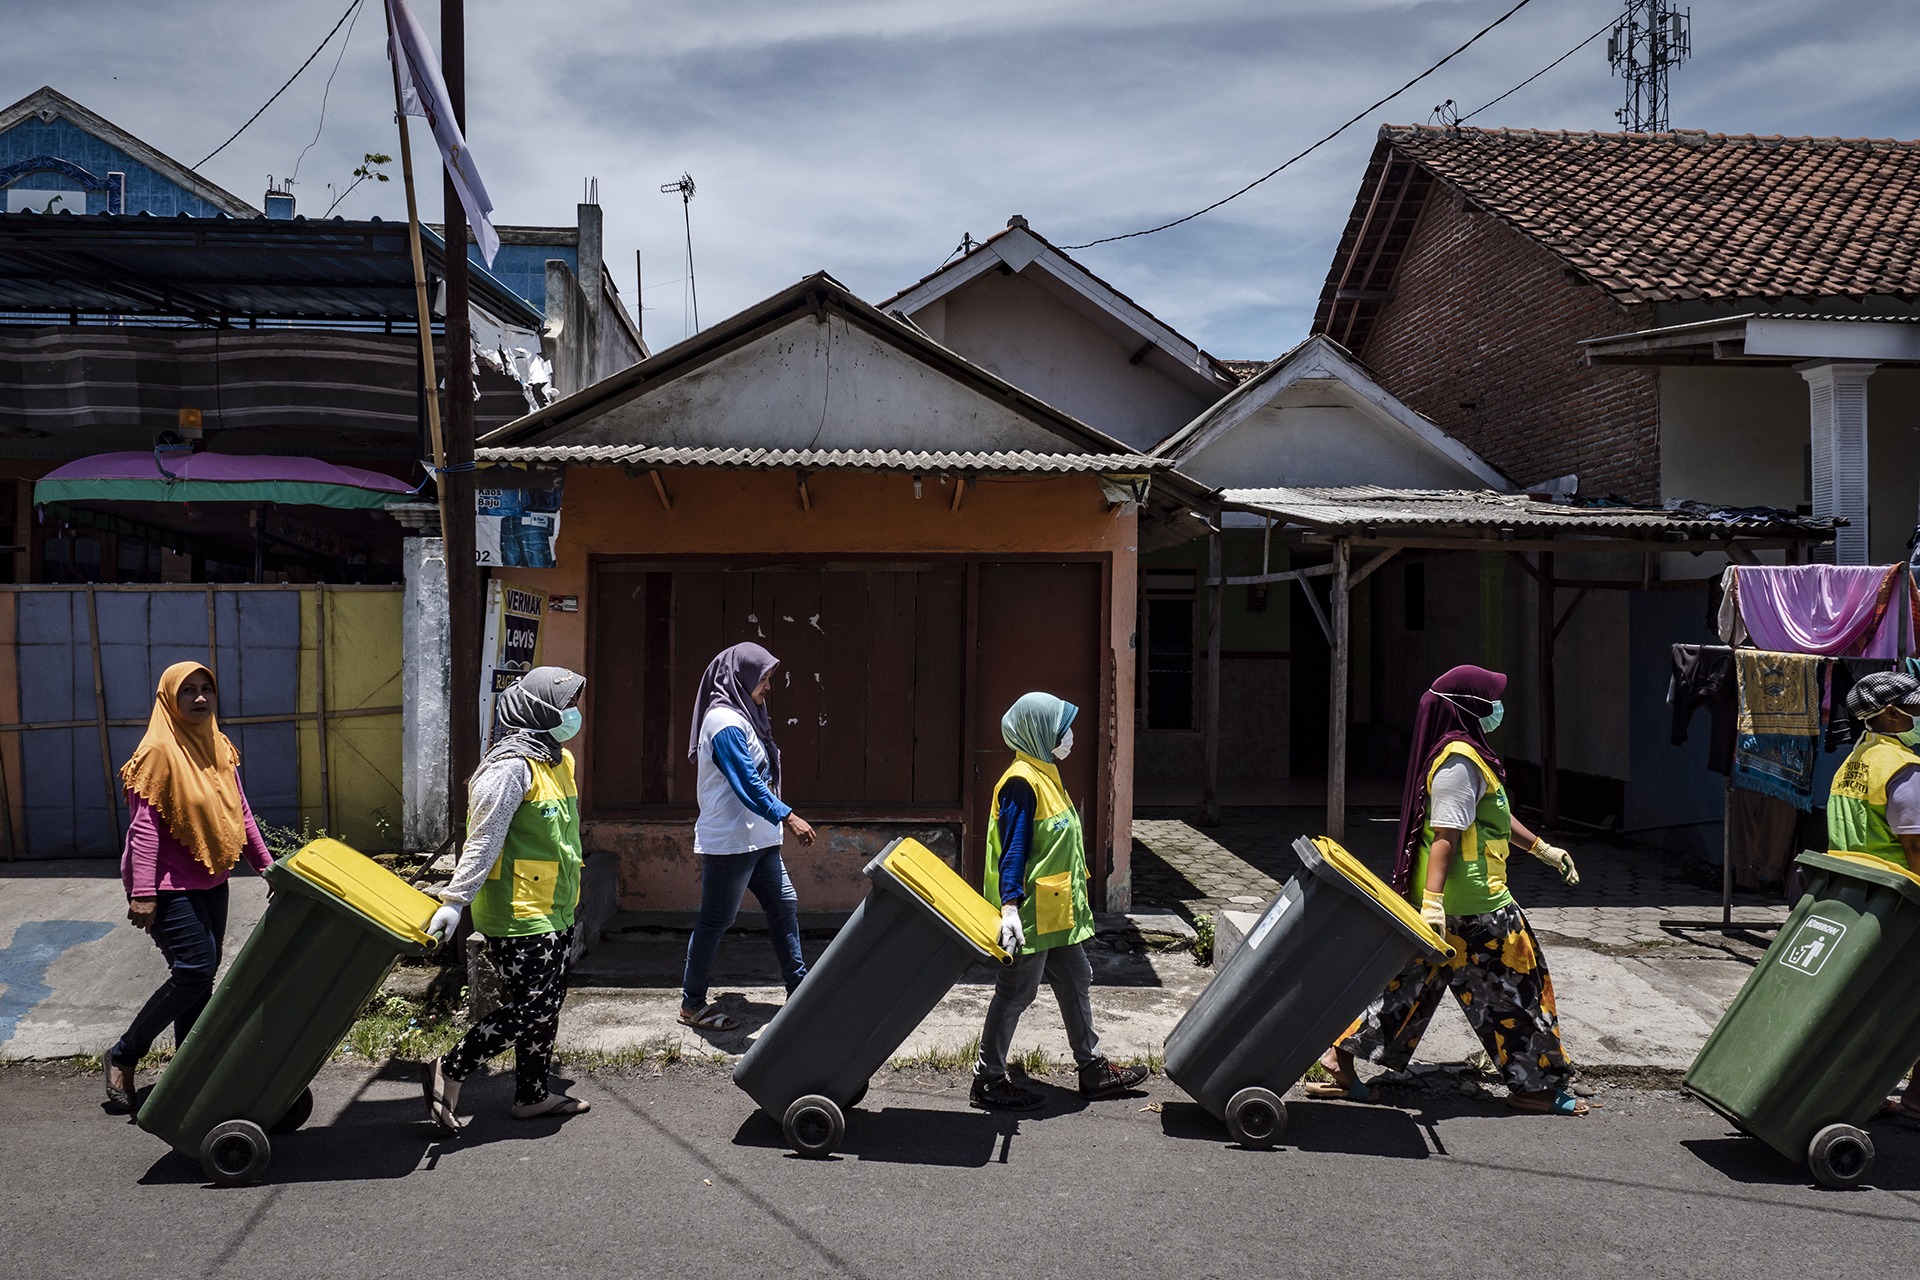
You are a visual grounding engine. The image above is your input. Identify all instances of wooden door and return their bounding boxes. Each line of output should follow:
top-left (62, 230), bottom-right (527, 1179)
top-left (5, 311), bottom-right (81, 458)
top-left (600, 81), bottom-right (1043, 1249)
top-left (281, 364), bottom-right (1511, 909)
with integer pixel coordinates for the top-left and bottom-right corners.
top-left (971, 560), bottom-right (1105, 894)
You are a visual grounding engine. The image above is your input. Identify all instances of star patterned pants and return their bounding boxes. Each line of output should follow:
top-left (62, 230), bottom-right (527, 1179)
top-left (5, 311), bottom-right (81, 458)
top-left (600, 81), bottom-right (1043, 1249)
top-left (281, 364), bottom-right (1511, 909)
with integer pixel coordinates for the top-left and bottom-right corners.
top-left (442, 925), bottom-right (575, 1105)
top-left (1337, 902), bottom-right (1571, 1095)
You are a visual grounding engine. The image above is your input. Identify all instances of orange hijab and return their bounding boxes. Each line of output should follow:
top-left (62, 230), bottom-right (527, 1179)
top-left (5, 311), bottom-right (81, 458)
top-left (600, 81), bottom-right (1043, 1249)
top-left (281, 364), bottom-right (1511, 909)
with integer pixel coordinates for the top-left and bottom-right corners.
top-left (120, 662), bottom-right (246, 875)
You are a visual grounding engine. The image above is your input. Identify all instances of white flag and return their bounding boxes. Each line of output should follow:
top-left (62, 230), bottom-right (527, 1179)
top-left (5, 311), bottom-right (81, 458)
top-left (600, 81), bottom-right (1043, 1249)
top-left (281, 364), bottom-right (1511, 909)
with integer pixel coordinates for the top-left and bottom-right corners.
top-left (386, 0), bottom-right (499, 267)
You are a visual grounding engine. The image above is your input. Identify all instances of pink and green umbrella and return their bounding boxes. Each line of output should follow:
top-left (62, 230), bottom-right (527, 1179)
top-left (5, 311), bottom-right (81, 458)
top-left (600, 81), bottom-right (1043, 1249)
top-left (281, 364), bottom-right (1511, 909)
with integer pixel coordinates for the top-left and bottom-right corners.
top-left (33, 451), bottom-right (416, 510)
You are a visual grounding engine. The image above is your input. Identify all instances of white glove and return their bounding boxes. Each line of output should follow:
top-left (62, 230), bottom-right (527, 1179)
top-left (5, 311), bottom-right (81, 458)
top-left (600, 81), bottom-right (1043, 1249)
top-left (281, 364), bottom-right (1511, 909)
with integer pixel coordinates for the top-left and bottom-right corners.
top-left (428, 904), bottom-right (463, 945)
top-left (1420, 892), bottom-right (1448, 937)
top-left (1531, 840), bottom-right (1579, 886)
top-left (998, 903), bottom-right (1026, 953)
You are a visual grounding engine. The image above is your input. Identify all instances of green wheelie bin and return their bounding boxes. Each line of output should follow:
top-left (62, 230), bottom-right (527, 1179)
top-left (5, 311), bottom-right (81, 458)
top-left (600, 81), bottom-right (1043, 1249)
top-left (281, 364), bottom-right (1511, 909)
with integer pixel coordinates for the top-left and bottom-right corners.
top-left (1685, 849), bottom-right (1920, 1188)
top-left (1164, 835), bottom-right (1451, 1148)
top-left (733, 837), bottom-right (1010, 1157)
top-left (136, 838), bottom-right (442, 1185)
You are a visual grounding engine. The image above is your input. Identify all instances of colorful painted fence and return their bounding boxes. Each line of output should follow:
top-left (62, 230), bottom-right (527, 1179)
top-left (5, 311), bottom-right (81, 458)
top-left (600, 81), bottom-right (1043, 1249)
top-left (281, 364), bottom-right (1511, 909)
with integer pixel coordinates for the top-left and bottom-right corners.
top-left (0, 585), bottom-right (402, 858)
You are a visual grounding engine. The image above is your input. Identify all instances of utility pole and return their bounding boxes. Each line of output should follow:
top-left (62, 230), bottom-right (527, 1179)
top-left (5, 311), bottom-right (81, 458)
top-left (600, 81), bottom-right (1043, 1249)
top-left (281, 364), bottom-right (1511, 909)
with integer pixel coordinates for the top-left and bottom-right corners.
top-left (1609, 1), bottom-right (1691, 132)
top-left (660, 172), bottom-right (698, 334)
top-left (441, 0), bottom-right (482, 825)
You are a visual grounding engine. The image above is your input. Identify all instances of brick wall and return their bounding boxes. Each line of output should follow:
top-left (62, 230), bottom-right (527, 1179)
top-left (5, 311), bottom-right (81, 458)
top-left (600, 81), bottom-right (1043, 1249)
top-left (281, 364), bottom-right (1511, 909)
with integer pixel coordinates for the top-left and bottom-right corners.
top-left (1356, 186), bottom-right (1663, 502)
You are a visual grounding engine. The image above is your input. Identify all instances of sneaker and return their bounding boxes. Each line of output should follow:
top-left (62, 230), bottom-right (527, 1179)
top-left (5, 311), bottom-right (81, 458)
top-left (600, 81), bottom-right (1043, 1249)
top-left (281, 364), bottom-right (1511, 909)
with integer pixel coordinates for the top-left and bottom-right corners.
top-left (1079, 1058), bottom-right (1149, 1099)
top-left (970, 1073), bottom-right (1044, 1111)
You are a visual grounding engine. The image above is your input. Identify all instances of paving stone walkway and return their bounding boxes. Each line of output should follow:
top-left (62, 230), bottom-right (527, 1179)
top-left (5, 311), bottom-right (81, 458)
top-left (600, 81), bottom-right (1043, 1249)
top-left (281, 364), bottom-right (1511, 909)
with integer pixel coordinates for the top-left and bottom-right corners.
top-left (1132, 806), bottom-right (1791, 959)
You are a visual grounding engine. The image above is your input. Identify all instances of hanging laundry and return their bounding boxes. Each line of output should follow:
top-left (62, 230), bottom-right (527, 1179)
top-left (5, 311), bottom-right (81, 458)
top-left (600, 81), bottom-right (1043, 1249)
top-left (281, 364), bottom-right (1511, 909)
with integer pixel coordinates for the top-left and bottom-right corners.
top-left (1669, 644), bottom-right (1738, 775)
top-left (1731, 564), bottom-right (1904, 658)
top-left (1727, 787), bottom-right (1800, 889)
top-left (1734, 649), bottom-right (1823, 737)
top-left (1732, 733), bottom-right (1818, 811)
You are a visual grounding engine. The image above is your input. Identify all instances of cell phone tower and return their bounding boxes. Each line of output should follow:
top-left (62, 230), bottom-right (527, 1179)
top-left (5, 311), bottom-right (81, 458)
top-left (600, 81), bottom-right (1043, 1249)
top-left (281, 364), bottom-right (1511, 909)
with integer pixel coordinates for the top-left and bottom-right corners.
top-left (1608, 1), bottom-right (1691, 132)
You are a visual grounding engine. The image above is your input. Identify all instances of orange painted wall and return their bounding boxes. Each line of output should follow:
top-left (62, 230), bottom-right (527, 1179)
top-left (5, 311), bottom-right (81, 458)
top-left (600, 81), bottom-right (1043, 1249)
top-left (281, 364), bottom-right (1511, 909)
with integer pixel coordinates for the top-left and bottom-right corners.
top-left (494, 466), bottom-right (1141, 911)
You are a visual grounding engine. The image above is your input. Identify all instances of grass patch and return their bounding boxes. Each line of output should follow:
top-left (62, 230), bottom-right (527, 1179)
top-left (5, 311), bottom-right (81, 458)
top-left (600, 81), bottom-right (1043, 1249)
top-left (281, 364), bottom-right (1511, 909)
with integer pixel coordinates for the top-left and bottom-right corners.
top-left (889, 1035), bottom-right (982, 1072)
top-left (1115, 1043), bottom-right (1164, 1076)
top-left (1191, 913), bottom-right (1215, 965)
top-left (338, 986), bottom-right (466, 1063)
top-left (1014, 1046), bottom-right (1053, 1076)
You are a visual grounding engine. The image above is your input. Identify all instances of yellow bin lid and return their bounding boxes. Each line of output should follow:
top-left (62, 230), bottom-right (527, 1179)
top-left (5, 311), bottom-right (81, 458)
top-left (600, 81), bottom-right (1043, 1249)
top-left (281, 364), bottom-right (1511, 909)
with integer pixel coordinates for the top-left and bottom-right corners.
top-left (1824, 849), bottom-right (1920, 889)
top-left (879, 838), bottom-right (1011, 964)
top-left (1301, 835), bottom-right (1453, 959)
top-left (283, 838), bottom-right (440, 947)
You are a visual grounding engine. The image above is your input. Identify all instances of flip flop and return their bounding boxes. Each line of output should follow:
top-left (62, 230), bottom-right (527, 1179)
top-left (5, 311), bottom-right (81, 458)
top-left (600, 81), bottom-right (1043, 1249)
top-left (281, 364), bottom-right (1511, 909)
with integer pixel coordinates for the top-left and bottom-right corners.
top-left (512, 1093), bottom-right (591, 1120)
top-left (679, 1004), bottom-right (740, 1032)
top-left (103, 1052), bottom-right (135, 1115)
top-left (1302, 1080), bottom-right (1373, 1102)
top-left (1507, 1089), bottom-right (1589, 1116)
top-left (421, 1058), bottom-right (464, 1133)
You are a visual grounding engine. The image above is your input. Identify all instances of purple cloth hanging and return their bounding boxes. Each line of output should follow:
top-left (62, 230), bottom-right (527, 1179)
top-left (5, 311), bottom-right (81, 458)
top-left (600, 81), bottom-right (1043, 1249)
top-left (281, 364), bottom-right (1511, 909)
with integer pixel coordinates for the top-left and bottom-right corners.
top-left (1735, 565), bottom-right (1904, 658)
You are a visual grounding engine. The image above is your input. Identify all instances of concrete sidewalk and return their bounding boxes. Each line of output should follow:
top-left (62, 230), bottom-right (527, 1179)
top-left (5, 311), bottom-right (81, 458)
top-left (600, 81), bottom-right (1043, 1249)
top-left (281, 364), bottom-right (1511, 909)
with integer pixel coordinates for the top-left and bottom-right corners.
top-left (3, 823), bottom-right (1775, 1077)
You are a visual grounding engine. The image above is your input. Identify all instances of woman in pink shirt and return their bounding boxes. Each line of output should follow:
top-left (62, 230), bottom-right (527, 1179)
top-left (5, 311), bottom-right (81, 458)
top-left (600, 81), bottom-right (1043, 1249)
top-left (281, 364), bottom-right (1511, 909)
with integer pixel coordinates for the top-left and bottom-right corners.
top-left (104, 662), bottom-right (272, 1113)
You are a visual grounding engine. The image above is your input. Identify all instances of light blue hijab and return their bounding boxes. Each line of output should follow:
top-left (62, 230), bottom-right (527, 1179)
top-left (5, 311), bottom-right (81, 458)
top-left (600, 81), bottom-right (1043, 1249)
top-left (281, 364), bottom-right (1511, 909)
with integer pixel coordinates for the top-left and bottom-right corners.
top-left (1001, 691), bottom-right (1078, 761)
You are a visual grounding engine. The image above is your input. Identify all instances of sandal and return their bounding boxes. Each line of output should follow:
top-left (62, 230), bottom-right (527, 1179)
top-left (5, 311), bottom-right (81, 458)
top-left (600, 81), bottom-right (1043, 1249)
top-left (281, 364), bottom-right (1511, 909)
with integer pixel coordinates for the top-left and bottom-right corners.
top-left (678, 1004), bottom-right (740, 1032)
top-left (1507, 1088), bottom-right (1589, 1116)
top-left (103, 1051), bottom-right (135, 1115)
top-left (1302, 1080), bottom-right (1373, 1102)
top-left (421, 1057), bottom-right (464, 1133)
top-left (511, 1093), bottom-right (591, 1120)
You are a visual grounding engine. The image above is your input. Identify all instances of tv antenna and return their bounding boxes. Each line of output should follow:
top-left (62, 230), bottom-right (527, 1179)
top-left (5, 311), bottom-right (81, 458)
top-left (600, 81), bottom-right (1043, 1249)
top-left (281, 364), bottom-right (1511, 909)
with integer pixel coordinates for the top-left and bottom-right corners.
top-left (660, 172), bottom-right (699, 334)
top-left (1609, 1), bottom-right (1690, 132)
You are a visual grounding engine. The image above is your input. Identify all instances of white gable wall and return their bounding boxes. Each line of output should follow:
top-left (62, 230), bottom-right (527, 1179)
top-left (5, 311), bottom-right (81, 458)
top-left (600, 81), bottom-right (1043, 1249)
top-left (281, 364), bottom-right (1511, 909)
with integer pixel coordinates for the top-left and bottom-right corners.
top-left (538, 310), bottom-right (1082, 453)
top-left (908, 269), bottom-right (1216, 453)
top-left (1178, 382), bottom-right (1496, 490)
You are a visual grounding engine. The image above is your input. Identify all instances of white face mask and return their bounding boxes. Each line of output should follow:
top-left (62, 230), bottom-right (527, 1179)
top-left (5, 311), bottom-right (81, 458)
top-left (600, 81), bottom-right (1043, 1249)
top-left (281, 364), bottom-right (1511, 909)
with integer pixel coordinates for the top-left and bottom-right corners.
top-left (1052, 726), bottom-right (1074, 760)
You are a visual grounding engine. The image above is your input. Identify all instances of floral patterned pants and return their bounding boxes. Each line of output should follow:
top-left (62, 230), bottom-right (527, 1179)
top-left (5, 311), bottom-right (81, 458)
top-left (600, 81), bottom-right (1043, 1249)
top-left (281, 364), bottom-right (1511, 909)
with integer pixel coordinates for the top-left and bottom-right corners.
top-left (1338, 902), bottom-right (1572, 1095)
top-left (442, 926), bottom-right (575, 1105)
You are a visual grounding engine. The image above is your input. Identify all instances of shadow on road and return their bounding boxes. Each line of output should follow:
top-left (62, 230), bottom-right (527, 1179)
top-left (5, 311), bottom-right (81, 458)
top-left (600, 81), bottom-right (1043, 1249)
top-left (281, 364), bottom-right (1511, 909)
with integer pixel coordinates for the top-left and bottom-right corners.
top-left (1683, 1127), bottom-right (1920, 1192)
top-left (1158, 1097), bottom-right (1433, 1159)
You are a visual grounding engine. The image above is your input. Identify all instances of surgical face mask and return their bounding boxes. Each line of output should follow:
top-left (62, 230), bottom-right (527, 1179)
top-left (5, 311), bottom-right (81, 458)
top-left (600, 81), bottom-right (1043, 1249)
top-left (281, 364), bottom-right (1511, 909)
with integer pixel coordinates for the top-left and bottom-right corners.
top-left (1480, 700), bottom-right (1505, 734)
top-left (550, 707), bottom-right (583, 742)
top-left (1053, 726), bottom-right (1074, 760)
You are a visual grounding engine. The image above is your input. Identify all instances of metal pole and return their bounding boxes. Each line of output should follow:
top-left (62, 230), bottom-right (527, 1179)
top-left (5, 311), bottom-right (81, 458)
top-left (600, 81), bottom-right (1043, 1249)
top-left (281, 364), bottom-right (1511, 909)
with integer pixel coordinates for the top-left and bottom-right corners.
top-left (315, 584), bottom-right (333, 835)
top-left (1202, 526), bottom-right (1222, 825)
top-left (441, 0), bottom-right (483, 823)
top-left (1327, 539), bottom-right (1351, 842)
top-left (1538, 551), bottom-right (1559, 823)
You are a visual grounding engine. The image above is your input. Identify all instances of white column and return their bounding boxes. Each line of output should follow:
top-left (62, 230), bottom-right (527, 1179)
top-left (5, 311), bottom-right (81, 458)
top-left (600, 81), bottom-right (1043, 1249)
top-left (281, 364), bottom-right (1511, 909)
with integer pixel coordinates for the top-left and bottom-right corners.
top-left (1799, 360), bottom-right (1878, 565)
top-left (403, 536), bottom-right (452, 851)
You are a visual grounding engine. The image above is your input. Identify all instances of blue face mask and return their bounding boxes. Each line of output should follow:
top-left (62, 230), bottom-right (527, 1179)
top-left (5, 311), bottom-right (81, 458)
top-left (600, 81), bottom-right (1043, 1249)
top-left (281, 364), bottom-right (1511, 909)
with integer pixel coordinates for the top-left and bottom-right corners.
top-left (1480, 700), bottom-right (1505, 734)
top-left (550, 707), bottom-right (583, 742)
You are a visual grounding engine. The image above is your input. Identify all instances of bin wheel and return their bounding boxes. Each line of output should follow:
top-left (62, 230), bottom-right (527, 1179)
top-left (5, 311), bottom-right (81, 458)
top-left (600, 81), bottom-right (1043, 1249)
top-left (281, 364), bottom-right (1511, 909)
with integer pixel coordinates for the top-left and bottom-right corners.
top-left (1808, 1123), bottom-right (1874, 1190)
top-left (1225, 1087), bottom-right (1287, 1149)
top-left (847, 1082), bottom-right (869, 1111)
top-left (783, 1095), bottom-right (845, 1159)
top-left (269, 1087), bottom-right (314, 1135)
top-left (199, 1119), bottom-right (271, 1187)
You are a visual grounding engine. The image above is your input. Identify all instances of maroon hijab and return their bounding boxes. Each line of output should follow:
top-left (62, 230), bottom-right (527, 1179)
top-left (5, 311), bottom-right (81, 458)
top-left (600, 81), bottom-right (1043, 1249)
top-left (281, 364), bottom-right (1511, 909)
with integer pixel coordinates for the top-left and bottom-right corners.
top-left (1391, 664), bottom-right (1508, 894)
top-left (689, 642), bottom-right (782, 793)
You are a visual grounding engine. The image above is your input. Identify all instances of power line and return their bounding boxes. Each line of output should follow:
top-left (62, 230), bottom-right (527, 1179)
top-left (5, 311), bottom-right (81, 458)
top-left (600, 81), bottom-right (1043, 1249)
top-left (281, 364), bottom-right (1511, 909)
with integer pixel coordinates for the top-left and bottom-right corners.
top-left (1059, 0), bottom-right (1539, 251)
top-left (194, 0), bottom-right (364, 171)
top-left (290, 0), bottom-right (368, 184)
top-left (1461, 17), bottom-right (1615, 123)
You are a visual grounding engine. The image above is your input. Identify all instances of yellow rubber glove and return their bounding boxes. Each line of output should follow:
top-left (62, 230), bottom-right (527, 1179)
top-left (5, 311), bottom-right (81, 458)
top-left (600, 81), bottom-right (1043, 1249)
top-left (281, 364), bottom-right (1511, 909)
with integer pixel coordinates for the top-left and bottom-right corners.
top-left (1531, 839), bottom-right (1580, 886)
top-left (1420, 891), bottom-right (1448, 937)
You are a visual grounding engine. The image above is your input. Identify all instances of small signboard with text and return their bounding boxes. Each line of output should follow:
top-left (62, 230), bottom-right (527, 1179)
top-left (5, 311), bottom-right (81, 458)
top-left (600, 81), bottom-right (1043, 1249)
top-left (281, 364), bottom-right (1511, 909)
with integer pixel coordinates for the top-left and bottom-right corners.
top-left (475, 467), bottom-right (563, 568)
top-left (480, 581), bottom-right (546, 747)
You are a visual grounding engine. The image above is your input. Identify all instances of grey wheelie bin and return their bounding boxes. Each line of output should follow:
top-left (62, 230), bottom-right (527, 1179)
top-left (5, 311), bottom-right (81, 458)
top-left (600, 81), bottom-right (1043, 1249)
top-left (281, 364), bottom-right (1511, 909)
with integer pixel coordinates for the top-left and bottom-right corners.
top-left (1165, 835), bottom-right (1451, 1148)
top-left (136, 838), bottom-right (442, 1185)
top-left (733, 837), bottom-right (1010, 1157)
top-left (1685, 850), bottom-right (1920, 1188)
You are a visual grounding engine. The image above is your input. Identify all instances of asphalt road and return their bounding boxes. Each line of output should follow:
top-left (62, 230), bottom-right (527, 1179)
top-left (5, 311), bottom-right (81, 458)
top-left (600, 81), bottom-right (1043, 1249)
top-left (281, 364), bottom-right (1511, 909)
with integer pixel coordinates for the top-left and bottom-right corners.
top-left (5, 1061), bottom-right (1919, 1279)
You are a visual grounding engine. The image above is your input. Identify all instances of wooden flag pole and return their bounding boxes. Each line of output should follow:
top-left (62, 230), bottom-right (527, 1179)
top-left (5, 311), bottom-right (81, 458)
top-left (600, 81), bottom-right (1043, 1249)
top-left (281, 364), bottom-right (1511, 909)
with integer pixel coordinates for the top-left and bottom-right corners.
top-left (384, 0), bottom-right (449, 538)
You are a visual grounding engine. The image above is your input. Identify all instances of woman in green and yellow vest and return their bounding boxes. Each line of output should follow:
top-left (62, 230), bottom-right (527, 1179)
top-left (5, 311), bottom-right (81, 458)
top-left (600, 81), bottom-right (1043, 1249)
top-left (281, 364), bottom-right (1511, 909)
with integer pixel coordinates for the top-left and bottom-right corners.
top-left (1826, 670), bottom-right (1920, 1126)
top-left (1316, 665), bottom-right (1590, 1116)
top-left (971, 692), bottom-right (1148, 1110)
top-left (423, 667), bottom-right (590, 1131)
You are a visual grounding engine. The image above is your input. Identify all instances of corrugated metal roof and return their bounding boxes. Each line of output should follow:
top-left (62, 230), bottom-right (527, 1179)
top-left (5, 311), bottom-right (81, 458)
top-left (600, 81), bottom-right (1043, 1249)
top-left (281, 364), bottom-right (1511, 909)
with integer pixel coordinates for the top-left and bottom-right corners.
top-left (0, 213), bottom-right (541, 327)
top-left (1221, 486), bottom-right (1835, 538)
top-left (477, 444), bottom-right (1165, 473)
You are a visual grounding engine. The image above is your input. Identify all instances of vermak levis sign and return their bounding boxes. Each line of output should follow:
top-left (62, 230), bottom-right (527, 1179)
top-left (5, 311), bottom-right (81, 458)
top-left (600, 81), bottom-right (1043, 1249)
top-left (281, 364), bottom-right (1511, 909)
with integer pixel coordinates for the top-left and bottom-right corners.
top-left (475, 467), bottom-right (563, 568)
top-left (480, 582), bottom-right (545, 746)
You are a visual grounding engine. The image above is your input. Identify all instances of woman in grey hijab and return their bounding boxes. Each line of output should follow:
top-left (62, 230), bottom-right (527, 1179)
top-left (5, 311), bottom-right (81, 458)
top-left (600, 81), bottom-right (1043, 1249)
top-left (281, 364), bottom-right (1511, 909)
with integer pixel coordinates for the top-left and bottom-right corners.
top-left (680, 643), bottom-right (815, 1032)
top-left (422, 666), bottom-right (592, 1130)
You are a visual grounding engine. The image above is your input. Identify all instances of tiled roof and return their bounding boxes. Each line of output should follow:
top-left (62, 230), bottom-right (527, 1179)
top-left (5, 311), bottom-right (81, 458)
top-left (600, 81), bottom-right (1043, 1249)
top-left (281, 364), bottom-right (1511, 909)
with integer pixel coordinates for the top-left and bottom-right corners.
top-left (1221, 486), bottom-right (1835, 541)
top-left (1378, 125), bottom-right (1920, 305)
top-left (476, 444), bottom-right (1167, 473)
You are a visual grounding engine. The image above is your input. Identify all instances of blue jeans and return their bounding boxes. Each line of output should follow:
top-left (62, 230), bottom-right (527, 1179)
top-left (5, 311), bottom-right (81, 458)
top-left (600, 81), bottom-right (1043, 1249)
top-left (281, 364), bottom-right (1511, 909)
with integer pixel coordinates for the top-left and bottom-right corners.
top-left (681, 845), bottom-right (807, 1010)
top-left (112, 883), bottom-right (228, 1063)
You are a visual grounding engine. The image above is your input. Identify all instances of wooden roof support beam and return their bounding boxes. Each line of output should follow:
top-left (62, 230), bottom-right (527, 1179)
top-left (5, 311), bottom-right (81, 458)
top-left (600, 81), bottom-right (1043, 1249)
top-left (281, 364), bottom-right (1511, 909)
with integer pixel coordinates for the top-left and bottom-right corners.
top-left (648, 469), bottom-right (673, 511)
top-left (797, 472), bottom-right (811, 511)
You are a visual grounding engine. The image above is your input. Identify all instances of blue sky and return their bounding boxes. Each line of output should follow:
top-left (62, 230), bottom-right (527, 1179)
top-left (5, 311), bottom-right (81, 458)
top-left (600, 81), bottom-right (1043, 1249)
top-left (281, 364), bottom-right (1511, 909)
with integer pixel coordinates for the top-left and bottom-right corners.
top-left (8, 0), bottom-right (1920, 357)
